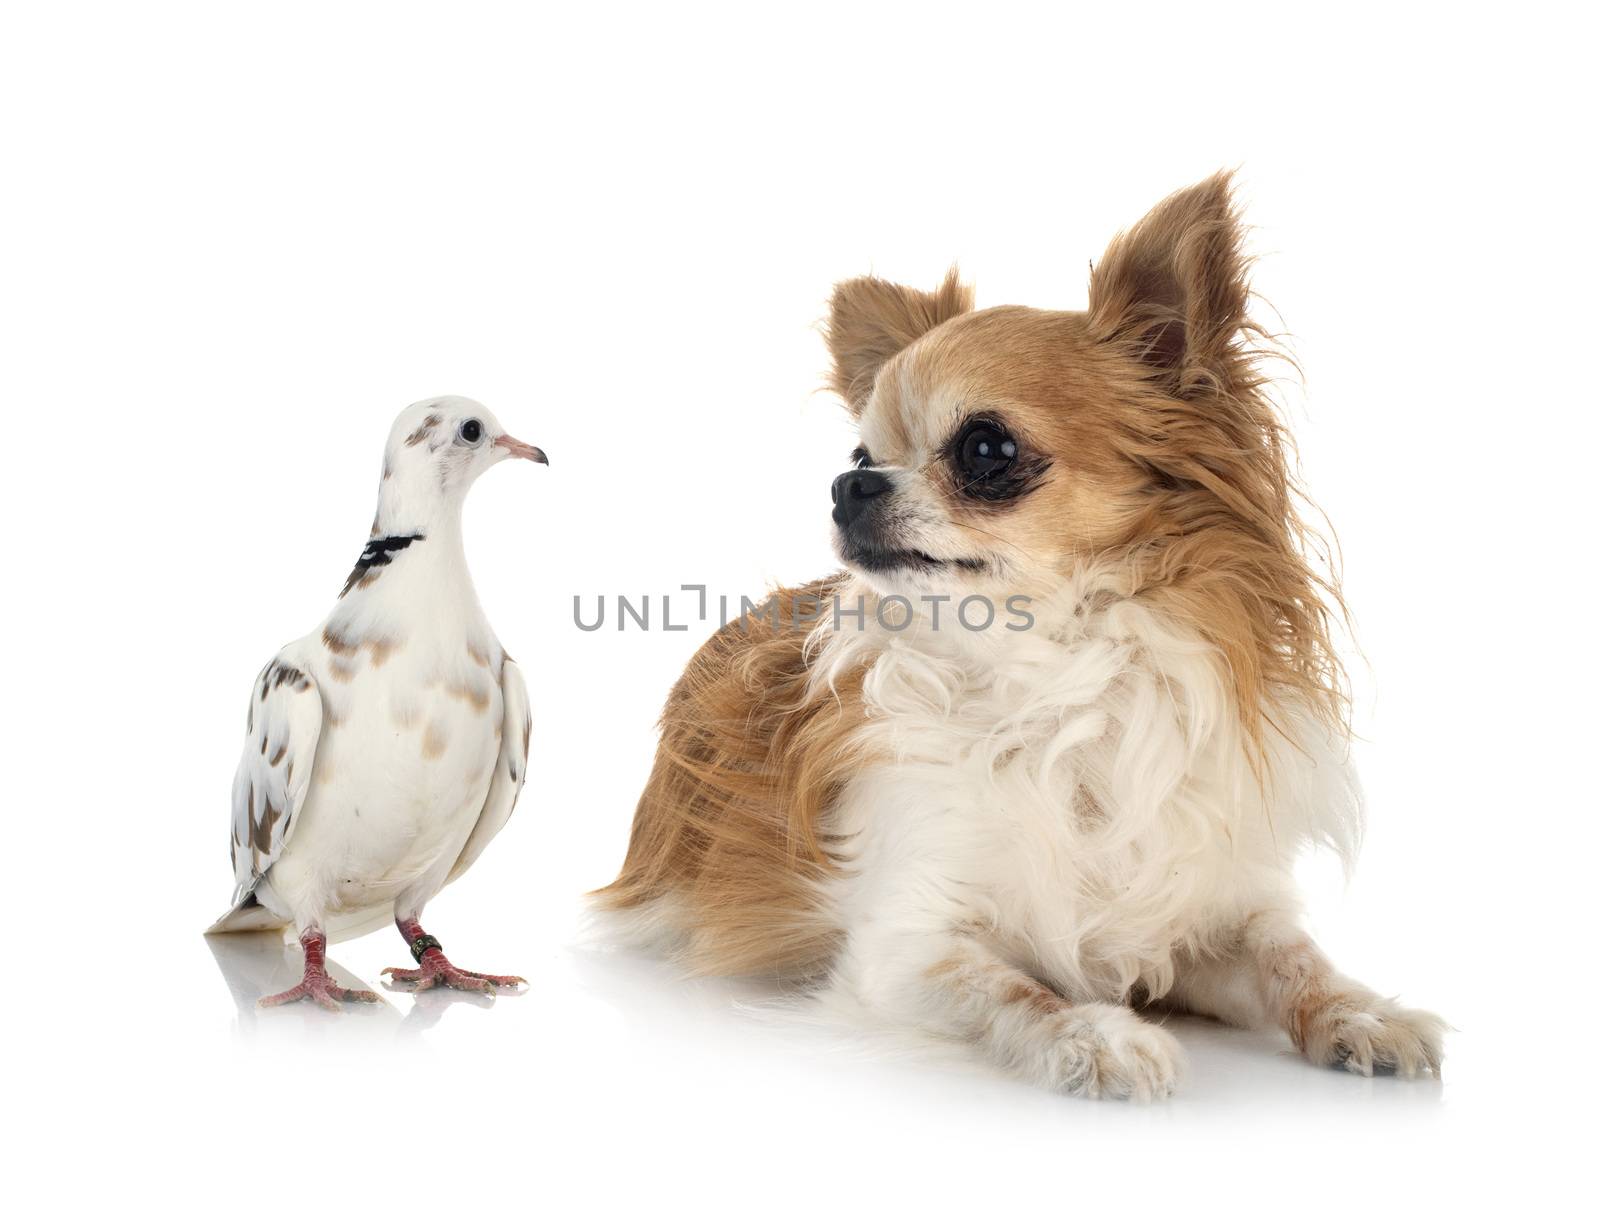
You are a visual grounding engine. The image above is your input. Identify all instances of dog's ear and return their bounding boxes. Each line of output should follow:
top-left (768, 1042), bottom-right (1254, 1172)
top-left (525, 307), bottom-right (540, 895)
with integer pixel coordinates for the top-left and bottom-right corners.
top-left (824, 268), bottom-right (973, 414)
top-left (1088, 172), bottom-right (1256, 399)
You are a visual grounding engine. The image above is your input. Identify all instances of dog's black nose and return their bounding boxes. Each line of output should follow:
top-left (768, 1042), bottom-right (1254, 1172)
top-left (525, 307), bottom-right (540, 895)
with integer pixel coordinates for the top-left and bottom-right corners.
top-left (832, 468), bottom-right (891, 528)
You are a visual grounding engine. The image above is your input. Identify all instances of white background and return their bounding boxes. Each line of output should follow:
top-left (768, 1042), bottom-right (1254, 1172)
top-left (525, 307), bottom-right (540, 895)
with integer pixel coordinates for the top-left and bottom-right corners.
top-left (4, 2), bottom-right (1595, 1210)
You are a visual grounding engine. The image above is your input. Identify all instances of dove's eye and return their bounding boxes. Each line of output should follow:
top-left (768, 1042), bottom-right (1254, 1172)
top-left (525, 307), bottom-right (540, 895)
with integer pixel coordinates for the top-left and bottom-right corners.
top-left (456, 419), bottom-right (484, 446)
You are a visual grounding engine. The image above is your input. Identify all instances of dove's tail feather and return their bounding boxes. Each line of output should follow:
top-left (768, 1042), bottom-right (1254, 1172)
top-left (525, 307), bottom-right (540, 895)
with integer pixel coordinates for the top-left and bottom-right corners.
top-left (205, 892), bottom-right (289, 936)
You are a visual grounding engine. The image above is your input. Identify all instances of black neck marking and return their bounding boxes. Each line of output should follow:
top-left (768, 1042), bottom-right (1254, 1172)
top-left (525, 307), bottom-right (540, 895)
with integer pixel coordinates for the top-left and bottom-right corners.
top-left (341, 532), bottom-right (424, 597)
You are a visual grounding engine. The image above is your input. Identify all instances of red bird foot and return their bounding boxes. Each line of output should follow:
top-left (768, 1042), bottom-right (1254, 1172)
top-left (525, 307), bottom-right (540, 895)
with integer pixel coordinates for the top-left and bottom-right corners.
top-left (383, 922), bottom-right (524, 995)
top-left (259, 930), bottom-right (381, 1011)
top-left (382, 953), bottom-right (525, 995)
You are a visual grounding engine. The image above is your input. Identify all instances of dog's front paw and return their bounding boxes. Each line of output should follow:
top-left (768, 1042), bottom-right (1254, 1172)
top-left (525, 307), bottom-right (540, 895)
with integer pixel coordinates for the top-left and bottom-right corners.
top-left (1035, 1004), bottom-right (1184, 1100)
top-left (1300, 996), bottom-right (1445, 1078)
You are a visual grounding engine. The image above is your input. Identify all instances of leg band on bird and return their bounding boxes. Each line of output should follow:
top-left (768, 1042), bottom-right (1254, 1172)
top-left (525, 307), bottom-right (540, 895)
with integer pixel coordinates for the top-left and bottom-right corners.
top-left (408, 933), bottom-right (443, 962)
top-left (385, 917), bottom-right (524, 993)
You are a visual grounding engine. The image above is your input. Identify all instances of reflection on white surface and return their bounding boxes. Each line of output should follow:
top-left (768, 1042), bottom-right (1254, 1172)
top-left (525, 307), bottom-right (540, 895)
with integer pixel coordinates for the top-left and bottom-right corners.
top-left (206, 933), bottom-right (397, 1030)
top-left (206, 933), bottom-right (524, 1037)
top-left (566, 944), bottom-right (1445, 1113)
top-left (207, 928), bottom-right (1443, 1108)
top-left (61, 914), bottom-right (1501, 1213)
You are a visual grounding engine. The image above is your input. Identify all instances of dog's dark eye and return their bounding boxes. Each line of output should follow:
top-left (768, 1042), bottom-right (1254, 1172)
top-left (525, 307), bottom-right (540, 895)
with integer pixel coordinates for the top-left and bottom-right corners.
top-left (456, 419), bottom-right (483, 446)
top-left (851, 446), bottom-right (873, 470)
top-left (956, 422), bottom-right (1017, 483)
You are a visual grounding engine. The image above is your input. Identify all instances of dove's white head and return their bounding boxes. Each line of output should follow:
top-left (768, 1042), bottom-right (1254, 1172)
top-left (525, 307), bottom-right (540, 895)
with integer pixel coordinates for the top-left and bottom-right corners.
top-left (372, 395), bottom-right (546, 535)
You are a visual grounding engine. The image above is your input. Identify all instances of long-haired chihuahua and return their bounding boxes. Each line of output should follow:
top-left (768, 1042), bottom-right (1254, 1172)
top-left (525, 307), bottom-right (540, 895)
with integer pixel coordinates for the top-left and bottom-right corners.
top-left (598, 173), bottom-right (1444, 1099)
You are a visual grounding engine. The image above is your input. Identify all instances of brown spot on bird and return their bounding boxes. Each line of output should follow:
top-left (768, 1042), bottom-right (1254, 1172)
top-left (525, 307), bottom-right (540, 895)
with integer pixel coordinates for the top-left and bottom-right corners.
top-left (422, 721), bottom-right (450, 759)
top-left (403, 414), bottom-right (442, 446)
top-left (322, 627), bottom-right (358, 656)
top-left (446, 681), bottom-right (490, 713)
top-left (257, 660), bottom-right (307, 701)
top-left (250, 797), bottom-right (283, 857)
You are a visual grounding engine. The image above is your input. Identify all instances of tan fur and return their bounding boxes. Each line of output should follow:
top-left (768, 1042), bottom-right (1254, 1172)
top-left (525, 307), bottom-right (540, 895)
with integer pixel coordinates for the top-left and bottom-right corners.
top-left (1085, 173), bottom-right (1349, 752)
top-left (858, 176), bottom-right (1347, 758)
top-left (1242, 913), bottom-right (1444, 1077)
top-left (595, 580), bottom-right (870, 975)
top-left (601, 171), bottom-right (1350, 976)
top-left (824, 267), bottom-right (974, 415)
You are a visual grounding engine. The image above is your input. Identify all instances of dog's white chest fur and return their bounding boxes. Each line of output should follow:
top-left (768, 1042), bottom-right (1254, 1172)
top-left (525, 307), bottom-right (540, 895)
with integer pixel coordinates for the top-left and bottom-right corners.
top-left (822, 582), bottom-right (1360, 1009)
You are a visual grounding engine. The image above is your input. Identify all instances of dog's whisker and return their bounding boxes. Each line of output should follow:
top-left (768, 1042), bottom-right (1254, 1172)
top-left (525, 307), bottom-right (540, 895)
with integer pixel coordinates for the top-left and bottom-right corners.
top-left (948, 518), bottom-right (1039, 562)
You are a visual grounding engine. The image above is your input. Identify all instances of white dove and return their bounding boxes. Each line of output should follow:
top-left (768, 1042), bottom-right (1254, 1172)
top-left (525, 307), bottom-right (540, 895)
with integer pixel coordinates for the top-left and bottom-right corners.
top-left (206, 396), bottom-right (546, 1008)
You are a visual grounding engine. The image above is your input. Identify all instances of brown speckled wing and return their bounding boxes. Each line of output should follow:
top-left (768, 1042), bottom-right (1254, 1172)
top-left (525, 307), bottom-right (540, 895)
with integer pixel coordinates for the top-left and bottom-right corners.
top-left (447, 657), bottom-right (530, 883)
top-left (226, 654), bottom-right (323, 904)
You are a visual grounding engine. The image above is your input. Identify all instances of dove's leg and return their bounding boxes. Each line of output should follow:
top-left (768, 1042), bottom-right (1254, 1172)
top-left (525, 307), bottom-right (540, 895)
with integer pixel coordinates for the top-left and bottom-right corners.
top-left (258, 928), bottom-right (382, 1011)
top-left (381, 916), bottom-right (526, 994)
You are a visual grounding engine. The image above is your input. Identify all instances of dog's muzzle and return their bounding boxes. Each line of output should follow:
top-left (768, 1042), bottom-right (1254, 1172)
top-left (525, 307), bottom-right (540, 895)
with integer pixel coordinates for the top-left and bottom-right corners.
top-left (832, 468), bottom-right (891, 529)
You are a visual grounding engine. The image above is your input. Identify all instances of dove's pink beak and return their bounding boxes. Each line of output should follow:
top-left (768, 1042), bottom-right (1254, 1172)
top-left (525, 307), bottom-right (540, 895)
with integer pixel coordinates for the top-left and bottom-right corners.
top-left (495, 434), bottom-right (548, 465)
